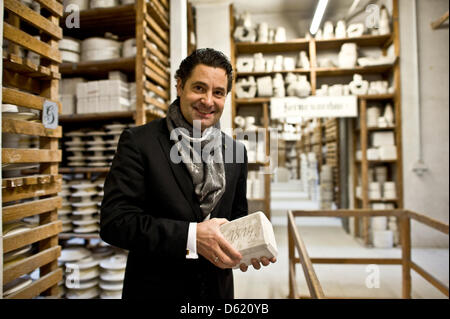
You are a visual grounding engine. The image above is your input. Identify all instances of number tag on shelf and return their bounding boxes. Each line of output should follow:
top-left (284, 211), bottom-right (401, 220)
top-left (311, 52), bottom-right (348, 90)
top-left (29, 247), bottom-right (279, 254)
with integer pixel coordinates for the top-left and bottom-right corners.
top-left (43, 100), bottom-right (59, 129)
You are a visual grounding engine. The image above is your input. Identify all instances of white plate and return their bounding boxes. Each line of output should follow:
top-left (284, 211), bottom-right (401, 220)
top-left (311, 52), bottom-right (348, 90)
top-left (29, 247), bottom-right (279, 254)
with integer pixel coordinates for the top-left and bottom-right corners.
top-left (65, 131), bottom-right (85, 137)
top-left (99, 280), bottom-right (123, 291)
top-left (74, 225), bottom-right (99, 233)
top-left (2, 163), bottom-right (39, 171)
top-left (86, 146), bottom-right (108, 151)
top-left (66, 257), bottom-right (100, 270)
top-left (100, 254), bottom-right (127, 270)
top-left (3, 276), bottom-right (33, 297)
top-left (87, 156), bottom-right (108, 161)
top-left (67, 267), bottom-right (100, 282)
top-left (104, 124), bottom-right (127, 130)
top-left (62, 224), bottom-right (74, 233)
top-left (104, 130), bottom-right (123, 136)
top-left (2, 103), bottom-right (19, 112)
top-left (60, 247), bottom-right (91, 262)
top-left (4, 245), bottom-right (33, 262)
top-left (100, 269), bottom-right (125, 282)
top-left (66, 147), bottom-right (86, 152)
top-left (84, 131), bottom-right (106, 136)
top-left (70, 183), bottom-right (96, 190)
top-left (72, 218), bottom-right (99, 226)
top-left (92, 246), bottom-right (114, 259)
top-left (71, 201), bottom-right (98, 208)
top-left (68, 162), bottom-right (86, 167)
top-left (88, 162), bottom-right (109, 167)
top-left (100, 291), bottom-right (122, 299)
top-left (65, 141), bottom-right (85, 146)
top-left (65, 286), bottom-right (100, 299)
top-left (86, 140), bottom-right (106, 146)
top-left (71, 191), bottom-right (98, 197)
top-left (3, 222), bottom-right (33, 236)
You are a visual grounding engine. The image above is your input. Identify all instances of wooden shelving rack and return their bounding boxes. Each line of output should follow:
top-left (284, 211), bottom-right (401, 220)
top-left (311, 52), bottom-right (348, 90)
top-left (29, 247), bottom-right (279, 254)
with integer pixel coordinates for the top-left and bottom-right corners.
top-left (60, 0), bottom-right (170, 126)
top-left (2, 0), bottom-right (64, 298)
top-left (56, 0), bottom-right (170, 240)
top-left (351, 0), bottom-right (403, 246)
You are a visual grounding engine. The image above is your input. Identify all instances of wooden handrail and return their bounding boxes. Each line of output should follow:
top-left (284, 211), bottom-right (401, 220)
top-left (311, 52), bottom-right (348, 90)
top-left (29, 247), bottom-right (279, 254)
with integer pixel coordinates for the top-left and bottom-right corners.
top-left (287, 210), bottom-right (325, 299)
top-left (288, 209), bottom-right (449, 299)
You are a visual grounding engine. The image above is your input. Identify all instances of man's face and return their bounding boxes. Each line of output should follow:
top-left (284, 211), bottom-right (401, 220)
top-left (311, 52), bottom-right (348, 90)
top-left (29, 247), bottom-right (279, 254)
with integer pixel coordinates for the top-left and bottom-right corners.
top-left (177, 64), bottom-right (228, 131)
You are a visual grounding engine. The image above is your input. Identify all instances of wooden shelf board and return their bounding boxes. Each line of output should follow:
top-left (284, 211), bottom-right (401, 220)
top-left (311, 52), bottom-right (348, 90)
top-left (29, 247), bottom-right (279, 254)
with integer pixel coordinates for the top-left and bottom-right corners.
top-left (235, 97), bottom-right (270, 105)
top-left (356, 196), bottom-right (399, 203)
top-left (315, 34), bottom-right (393, 50)
top-left (315, 64), bottom-right (394, 76)
top-left (356, 159), bottom-right (397, 164)
top-left (356, 126), bottom-right (396, 132)
top-left (58, 167), bottom-right (110, 174)
top-left (59, 111), bottom-right (135, 123)
top-left (237, 69), bottom-right (310, 77)
top-left (248, 198), bottom-right (266, 202)
top-left (59, 57), bottom-right (136, 76)
top-left (358, 94), bottom-right (395, 100)
top-left (236, 39), bottom-right (309, 54)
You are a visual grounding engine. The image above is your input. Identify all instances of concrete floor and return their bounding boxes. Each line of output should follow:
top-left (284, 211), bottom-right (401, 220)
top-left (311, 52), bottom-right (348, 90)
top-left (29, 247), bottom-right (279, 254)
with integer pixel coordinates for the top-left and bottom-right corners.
top-left (233, 181), bottom-right (449, 299)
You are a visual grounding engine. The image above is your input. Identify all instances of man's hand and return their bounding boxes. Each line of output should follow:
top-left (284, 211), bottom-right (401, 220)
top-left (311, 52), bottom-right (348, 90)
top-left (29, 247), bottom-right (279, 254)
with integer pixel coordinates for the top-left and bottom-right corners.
top-left (239, 256), bottom-right (277, 272)
top-left (197, 218), bottom-right (242, 269)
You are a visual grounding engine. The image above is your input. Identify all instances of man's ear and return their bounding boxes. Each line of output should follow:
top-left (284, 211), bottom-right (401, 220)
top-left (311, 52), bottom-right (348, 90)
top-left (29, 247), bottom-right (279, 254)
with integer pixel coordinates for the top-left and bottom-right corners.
top-left (176, 78), bottom-right (183, 97)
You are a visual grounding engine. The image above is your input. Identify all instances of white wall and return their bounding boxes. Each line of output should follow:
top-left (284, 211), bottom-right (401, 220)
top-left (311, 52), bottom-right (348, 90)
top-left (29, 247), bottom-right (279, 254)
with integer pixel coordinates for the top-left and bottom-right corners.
top-left (194, 1), bottom-right (233, 130)
top-left (399, 0), bottom-right (449, 247)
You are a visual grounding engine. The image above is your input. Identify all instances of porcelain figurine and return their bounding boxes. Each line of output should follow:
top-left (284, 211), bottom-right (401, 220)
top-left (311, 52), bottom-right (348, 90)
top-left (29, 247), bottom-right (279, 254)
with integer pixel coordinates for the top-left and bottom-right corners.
top-left (285, 72), bottom-right (297, 85)
top-left (235, 76), bottom-right (257, 99)
top-left (287, 75), bottom-right (311, 97)
top-left (268, 28), bottom-right (275, 42)
top-left (343, 85), bottom-right (350, 95)
top-left (283, 57), bottom-right (295, 71)
top-left (272, 73), bottom-right (286, 97)
top-left (275, 27), bottom-right (286, 42)
top-left (234, 26), bottom-right (256, 42)
top-left (316, 84), bottom-right (329, 96)
top-left (242, 11), bottom-right (252, 28)
top-left (379, 7), bottom-right (390, 35)
top-left (236, 57), bottom-right (254, 72)
top-left (338, 43), bottom-right (358, 68)
top-left (257, 22), bottom-right (269, 42)
top-left (315, 28), bottom-right (323, 40)
top-left (298, 51), bottom-right (310, 69)
top-left (349, 74), bottom-right (369, 95)
top-left (273, 55), bottom-right (284, 72)
top-left (323, 21), bottom-right (334, 39)
top-left (383, 103), bottom-right (394, 126)
top-left (335, 20), bottom-right (347, 38)
top-left (347, 23), bottom-right (364, 37)
top-left (266, 59), bottom-right (274, 72)
top-left (256, 76), bottom-right (273, 97)
top-left (253, 53), bottom-right (266, 72)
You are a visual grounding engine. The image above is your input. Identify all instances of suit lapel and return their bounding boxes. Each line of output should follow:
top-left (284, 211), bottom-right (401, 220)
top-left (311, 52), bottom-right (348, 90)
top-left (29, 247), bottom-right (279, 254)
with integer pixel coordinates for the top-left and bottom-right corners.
top-left (157, 128), bottom-right (204, 222)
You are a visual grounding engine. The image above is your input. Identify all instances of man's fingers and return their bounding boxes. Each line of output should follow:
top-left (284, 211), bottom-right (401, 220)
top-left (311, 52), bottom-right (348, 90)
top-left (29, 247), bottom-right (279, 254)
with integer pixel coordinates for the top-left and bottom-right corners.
top-left (240, 264), bottom-right (248, 272)
top-left (214, 218), bottom-right (229, 226)
top-left (261, 257), bottom-right (270, 266)
top-left (217, 235), bottom-right (242, 263)
top-left (270, 257), bottom-right (277, 263)
top-left (251, 258), bottom-right (261, 270)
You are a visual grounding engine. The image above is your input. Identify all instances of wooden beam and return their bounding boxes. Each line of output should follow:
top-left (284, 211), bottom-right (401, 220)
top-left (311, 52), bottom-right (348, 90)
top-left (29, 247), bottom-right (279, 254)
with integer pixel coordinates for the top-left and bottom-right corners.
top-left (2, 180), bottom-right (61, 203)
top-left (3, 22), bottom-right (61, 64)
top-left (144, 24), bottom-right (169, 55)
top-left (144, 12), bottom-right (169, 43)
top-left (33, 0), bottom-right (63, 17)
top-left (2, 118), bottom-right (62, 138)
top-left (431, 11), bottom-right (449, 29)
top-left (3, 221), bottom-right (62, 253)
top-left (292, 209), bottom-right (405, 218)
top-left (2, 87), bottom-right (62, 113)
top-left (2, 148), bottom-right (61, 164)
top-left (4, 0), bottom-right (62, 40)
top-left (410, 261), bottom-right (449, 297)
top-left (2, 196), bottom-right (62, 223)
top-left (5, 268), bottom-right (62, 299)
top-left (3, 246), bottom-right (61, 286)
top-left (144, 80), bottom-right (169, 100)
top-left (406, 210), bottom-right (449, 234)
top-left (400, 216), bottom-right (411, 299)
top-left (144, 66), bottom-right (169, 89)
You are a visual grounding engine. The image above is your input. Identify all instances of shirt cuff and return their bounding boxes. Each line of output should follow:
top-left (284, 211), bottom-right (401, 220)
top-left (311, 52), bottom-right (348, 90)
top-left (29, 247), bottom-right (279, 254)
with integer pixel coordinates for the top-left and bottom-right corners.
top-left (186, 222), bottom-right (198, 259)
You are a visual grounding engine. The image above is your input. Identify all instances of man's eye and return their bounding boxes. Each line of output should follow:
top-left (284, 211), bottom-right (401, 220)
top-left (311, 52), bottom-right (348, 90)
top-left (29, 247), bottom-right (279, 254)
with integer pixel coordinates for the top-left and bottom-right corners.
top-left (215, 91), bottom-right (225, 97)
top-left (193, 86), bottom-right (204, 92)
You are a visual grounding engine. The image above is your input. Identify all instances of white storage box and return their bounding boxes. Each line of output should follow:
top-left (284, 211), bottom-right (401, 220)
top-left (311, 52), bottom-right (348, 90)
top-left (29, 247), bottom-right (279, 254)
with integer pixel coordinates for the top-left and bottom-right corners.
top-left (372, 132), bottom-right (395, 146)
top-left (220, 211), bottom-right (278, 269)
top-left (61, 94), bottom-right (76, 115)
top-left (379, 145), bottom-right (397, 160)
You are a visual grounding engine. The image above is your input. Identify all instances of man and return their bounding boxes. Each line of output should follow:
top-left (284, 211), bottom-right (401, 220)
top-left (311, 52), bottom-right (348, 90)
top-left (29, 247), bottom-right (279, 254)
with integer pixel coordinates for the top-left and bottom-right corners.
top-left (100, 48), bottom-right (275, 299)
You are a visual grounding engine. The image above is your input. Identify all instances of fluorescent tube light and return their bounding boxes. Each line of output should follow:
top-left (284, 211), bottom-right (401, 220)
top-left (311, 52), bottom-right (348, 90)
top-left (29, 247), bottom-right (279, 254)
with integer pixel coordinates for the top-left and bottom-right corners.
top-left (309, 0), bottom-right (329, 35)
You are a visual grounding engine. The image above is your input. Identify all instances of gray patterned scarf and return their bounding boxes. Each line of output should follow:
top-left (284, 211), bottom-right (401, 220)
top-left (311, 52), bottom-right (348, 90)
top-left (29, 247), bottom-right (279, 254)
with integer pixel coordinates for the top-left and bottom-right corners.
top-left (166, 99), bottom-right (226, 218)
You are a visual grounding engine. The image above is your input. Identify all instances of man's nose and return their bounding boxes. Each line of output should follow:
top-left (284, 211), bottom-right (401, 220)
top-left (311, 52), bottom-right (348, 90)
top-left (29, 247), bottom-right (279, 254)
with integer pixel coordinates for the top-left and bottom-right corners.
top-left (201, 92), bottom-right (214, 107)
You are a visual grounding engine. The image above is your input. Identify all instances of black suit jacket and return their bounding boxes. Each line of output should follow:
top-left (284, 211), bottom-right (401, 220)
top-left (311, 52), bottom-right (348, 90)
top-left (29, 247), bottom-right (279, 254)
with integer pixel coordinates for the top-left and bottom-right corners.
top-left (100, 118), bottom-right (248, 300)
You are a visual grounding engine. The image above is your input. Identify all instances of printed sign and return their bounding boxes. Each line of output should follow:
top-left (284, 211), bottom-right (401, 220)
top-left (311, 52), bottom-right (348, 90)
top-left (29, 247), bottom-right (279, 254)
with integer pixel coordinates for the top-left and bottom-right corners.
top-left (270, 96), bottom-right (358, 119)
top-left (43, 100), bottom-right (59, 129)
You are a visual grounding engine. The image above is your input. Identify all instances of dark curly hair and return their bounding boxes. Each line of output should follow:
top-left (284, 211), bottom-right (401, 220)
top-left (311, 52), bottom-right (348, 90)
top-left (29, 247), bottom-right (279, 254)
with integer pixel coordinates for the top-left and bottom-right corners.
top-left (175, 48), bottom-right (233, 94)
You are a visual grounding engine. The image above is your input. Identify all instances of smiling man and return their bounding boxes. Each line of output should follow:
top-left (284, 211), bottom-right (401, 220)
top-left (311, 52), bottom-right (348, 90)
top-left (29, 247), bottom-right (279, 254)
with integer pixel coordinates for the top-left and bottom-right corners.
top-left (100, 48), bottom-right (276, 300)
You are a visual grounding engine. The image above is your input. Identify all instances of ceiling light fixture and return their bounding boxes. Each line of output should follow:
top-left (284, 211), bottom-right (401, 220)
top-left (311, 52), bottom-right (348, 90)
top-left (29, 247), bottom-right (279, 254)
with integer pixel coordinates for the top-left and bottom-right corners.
top-left (309, 0), bottom-right (329, 35)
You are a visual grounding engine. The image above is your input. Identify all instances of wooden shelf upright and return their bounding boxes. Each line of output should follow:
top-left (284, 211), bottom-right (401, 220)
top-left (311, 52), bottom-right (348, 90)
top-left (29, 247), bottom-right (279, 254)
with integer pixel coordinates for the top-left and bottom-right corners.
top-left (2, 0), bottom-right (64, 298)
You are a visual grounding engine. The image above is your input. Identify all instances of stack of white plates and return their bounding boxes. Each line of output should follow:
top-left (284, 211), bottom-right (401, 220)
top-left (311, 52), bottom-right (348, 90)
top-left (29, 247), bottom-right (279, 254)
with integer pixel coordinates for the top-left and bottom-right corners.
top-left (81, 37), bottom-right (121, 62)
top-left (63, 0), bottom-right (89, 11)
top-left (122, 38), bottom-right (136, 58)
top-left (85, 131), bottom-right (109, 167)
top-left (59, 37), bottom-right (81, 63)
top-left (65, 256), bottom-right (100, 297)
top-left (70, 181), bottom-right (99, 233)
top-left (99, 254), bottom-right (127, 299)
top-left (65, 131), bottom-right (86, 166)
top-left (3, 245), bottom-right (34, 268)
